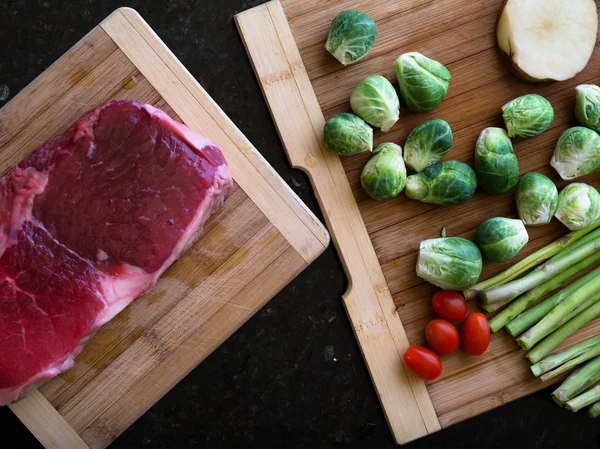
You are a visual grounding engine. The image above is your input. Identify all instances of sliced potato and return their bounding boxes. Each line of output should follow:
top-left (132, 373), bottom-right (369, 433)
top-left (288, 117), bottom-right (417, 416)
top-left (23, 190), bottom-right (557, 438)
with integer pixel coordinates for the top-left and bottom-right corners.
top-left (497, 0), bottom-right (598, 83)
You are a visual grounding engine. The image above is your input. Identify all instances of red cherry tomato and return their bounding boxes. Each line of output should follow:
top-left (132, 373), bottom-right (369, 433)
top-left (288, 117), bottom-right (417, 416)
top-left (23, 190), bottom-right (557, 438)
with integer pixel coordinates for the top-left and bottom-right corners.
top-left (432, 290), bottom-right (468, 321)
top-left (425, 319), bottom-right (460, 355)
top-left (403, 345), bottom-right (443, 381)
top-left (461, 313), bottom-right (490, 356)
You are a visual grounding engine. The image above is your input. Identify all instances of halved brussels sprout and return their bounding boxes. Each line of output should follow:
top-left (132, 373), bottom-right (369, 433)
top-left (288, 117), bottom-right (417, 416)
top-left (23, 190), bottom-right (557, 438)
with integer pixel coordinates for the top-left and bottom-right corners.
top-left (550, 126), bottom-right (600, 180)
top-left (361, 143), bottom-right (406, 200)
top-left (325, 10), bottom-right (377, 65)
top-left (417, 237), bottom-right (482, 290)
top-left (394, 52), bottom-right (451, 113)
top-left (555, 183), bottom-right (600, 230)
top-left (502, 94), bottom-right (554, 138)
top-left (474, 127), bottom-right (519, 194)
top-left (475, 217), bottom-right (529, 262)
top-left (575, 84), bottom-right (600, 133)
top-left (350, 75), bottom-right (400, 132)
top-left (403, 119), bottom-right (453, 172)
top-left (405, 160), bottom-right (477, 206)
top-left (323, 113), bottom-right (373, 156)
top-left (516, 172), bottom-right (558, 226)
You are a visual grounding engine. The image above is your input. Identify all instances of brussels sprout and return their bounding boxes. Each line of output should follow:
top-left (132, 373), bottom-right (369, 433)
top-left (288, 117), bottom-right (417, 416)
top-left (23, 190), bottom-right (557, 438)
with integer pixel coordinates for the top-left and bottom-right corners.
top-left (405, 160), bottom-right (477, 206)
top-left (515, 172), bottom-right (558, 226)
top-left (325, 10), bottom-right (377, 65)
top-left (575, 84), bottom-right (600, 133)
top-left (501, 94), bottom-right (554, 138)
top-left (550, 126), bottom-right (600, 180)
top-left (323, 113), bottom-right (373, 156)
top-left (475, 217), bottom-right (529, 262)
top-left (555, 183), bottom-right (600, 231)
top-left (350, 75), bottom-right (400, 132)
top-left (474, 127), bottom-right (519, 194)
top-left (417, 237), bottom-right (482, 290)
top-left (394, 52), bottom-right (451, 113)
top-left (403, 119), bottom-right (453, 172)
top-left (361, 143), bottom-right (406, 200)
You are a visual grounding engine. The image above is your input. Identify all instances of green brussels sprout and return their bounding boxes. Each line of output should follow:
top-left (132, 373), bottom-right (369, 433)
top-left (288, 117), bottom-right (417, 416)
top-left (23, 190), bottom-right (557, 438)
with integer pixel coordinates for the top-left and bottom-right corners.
top-left (515, 172), bottom-right (558, 226)
top-left (501, 94), bottom-right (554, 138)
top-left (475, 217), bottom-right (529, 262)
top-left (361, 143), bottom-right (406, 200)
top-left (575, 84), bottom-right (600, 133)
top-left (325, 10), bottom-right (377, 65)
top-left (417, 237), bottom-right (482, 290)
top-left (405, 160), bottom-right (477, 206)
top-left (555, 183), bottom-right (600, 231)
top-left (323, 113), bottom-right (373, 156)
top-left (403, 119), bottom-right (453, 172)
top-left (474, 127), bottom-right (519, 194)
top-left (550, 126), bottom-right (600, 181)
top-left (350, 75), bottom-right (400, 132)
top-left (394, 52), bottom-right (451, 113)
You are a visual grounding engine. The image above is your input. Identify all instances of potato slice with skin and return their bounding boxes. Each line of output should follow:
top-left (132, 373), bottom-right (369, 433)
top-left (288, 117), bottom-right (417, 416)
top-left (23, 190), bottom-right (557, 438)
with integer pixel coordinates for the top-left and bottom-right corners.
top-left (497, 0), bottom-right (598, 83)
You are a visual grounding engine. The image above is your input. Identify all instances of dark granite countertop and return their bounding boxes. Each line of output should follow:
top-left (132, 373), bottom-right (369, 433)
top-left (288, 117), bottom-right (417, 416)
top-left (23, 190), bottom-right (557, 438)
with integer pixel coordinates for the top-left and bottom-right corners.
top-left (1, 1), bottom-right (599, 448)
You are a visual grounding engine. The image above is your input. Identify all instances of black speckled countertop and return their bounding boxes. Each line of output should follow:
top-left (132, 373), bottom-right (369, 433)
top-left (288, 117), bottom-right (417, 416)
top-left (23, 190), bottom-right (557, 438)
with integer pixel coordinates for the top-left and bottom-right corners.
top-left (1, 1), bottom-right (599, 448)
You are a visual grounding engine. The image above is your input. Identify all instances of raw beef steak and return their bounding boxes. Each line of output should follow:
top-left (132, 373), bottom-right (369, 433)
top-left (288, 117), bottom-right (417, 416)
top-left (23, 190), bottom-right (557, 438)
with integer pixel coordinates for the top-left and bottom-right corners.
top-left (0, 100), bottom-right (233, 405)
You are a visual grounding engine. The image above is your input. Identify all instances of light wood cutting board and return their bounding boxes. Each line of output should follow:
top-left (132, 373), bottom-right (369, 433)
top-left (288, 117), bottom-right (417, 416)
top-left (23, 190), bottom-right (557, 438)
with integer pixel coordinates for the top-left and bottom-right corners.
top-left (1, 8), bottom-right (329, 449)
top-left (236, 0), bottom-right (600, 445)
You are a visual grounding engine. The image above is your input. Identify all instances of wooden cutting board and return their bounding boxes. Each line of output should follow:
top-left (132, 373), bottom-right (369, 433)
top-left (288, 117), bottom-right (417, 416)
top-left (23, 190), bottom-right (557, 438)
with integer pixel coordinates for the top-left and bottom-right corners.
top-left (236, 0), bottom-right (600, 445)
top-left (1, 8), bottom-right (329, 449)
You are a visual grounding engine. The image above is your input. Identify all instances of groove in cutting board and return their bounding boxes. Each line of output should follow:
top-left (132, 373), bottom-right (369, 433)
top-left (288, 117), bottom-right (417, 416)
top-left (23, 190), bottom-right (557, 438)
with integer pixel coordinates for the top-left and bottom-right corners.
top-left (236, 0), bottom-right (600, 445)
top-left (2, 8), bottom-right (328, 449)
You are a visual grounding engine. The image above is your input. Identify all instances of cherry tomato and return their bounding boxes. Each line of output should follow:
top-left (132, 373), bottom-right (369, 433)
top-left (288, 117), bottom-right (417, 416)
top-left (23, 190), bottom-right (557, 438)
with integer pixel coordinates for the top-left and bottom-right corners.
top-left (461, 313), bottom-right (490, 356)
top-left (432, 290), bottom-right (468, 321)
top-left (425, 319), bottom-right (460, 355)
top-left (403, 345), bottom-right (443, 381)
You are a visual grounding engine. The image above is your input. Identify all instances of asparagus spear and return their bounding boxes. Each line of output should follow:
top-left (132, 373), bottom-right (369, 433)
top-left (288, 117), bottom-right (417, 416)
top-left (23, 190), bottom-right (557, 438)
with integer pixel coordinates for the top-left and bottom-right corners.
top-left (531, 334), bottom-right (600, 377)
top-left (482, 228), bottom-right (600, 305)
top-left (566, 384), bottom-right (600, 412)
top-left (553, 355), bottom-right (600, 404)
top-left (506, 264), bottom-right (600, 337)
top-left (590, 402), bottom-right (600, 418)
top-left (517, 274), bottom-right (600, 349)
top-left (540, 344), bottom-right (600, 382)
top-left (464, 219), bottom-right (600, 300)
top-left (526, 296), bottom-right (600, 364)
top-left (490, 251), bottom-right (600, 333)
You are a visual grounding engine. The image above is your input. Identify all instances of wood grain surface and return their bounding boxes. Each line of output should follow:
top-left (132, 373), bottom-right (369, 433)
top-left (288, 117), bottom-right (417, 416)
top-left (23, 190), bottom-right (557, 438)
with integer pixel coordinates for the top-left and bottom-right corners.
top-left (2, 8), bottom-right (328, 449)
top-left (237, 0), bottom-right (600, 444)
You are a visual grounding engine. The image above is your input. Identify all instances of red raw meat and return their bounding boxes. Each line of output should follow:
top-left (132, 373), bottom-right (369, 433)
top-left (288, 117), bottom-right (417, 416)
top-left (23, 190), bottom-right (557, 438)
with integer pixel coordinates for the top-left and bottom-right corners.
top-left (0, 100), bottom-right (233, 405)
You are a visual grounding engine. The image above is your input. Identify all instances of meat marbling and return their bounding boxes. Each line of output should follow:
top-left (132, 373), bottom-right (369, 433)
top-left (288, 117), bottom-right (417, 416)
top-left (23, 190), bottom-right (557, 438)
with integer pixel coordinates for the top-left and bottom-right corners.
top-left (0, 100), bottom-right (233, 405)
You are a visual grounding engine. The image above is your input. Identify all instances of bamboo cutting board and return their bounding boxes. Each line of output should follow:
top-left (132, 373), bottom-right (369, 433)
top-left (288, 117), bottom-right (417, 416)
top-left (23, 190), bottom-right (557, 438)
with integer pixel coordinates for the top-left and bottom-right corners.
top-left (236, 0), bottom-right (600, 445)
top-left (2, 8), bottom-right (329, 449)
